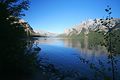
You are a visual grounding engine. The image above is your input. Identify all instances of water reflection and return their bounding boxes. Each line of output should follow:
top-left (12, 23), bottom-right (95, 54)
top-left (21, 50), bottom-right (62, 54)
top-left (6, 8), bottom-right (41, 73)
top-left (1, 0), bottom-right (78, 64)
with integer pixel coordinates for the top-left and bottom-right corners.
top-left (0, 38), bottom-right (40, 80)
top-left (2, 37), bottom-right (119, 80)
top-left (63, 38), bottom-right (107, 56)
top-left (34, 37), bottom-right (120, 80)
top-left (36, 37), bottom-right (107, 56)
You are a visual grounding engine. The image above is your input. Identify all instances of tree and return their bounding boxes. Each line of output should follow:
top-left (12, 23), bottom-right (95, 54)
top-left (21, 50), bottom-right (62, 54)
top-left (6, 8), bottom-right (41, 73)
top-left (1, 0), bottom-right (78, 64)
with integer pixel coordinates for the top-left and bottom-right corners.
top-left (100, 5), bottom-right (120, 80)
top-left (0, 1), bottom-right (41, 78)
top-left (0, 0), bottom-right (30, 38)
top-left (0, 0), bottom-right (29, 18)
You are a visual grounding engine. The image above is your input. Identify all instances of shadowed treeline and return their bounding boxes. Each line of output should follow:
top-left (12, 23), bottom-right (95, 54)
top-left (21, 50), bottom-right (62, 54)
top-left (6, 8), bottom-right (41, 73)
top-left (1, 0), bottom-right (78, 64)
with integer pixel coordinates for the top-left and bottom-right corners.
top-left (0, 0), bottom-right (120, 80)
top-left (0, 0), bottom-right (27, 38)
top-left (0, 39), bottom-right (39, 79)
top-left (0, 0), bottom-right (40, 79)
top-left (0, 1), bottom-right (60, 80)
top-left (78, 6), bottom-right (120, 80)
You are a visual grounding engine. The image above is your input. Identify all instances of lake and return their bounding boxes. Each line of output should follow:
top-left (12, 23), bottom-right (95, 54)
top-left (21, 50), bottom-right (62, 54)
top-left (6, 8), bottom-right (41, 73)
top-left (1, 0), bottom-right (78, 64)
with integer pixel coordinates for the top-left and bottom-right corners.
top-left (32, 37), bottom-right (120, 80)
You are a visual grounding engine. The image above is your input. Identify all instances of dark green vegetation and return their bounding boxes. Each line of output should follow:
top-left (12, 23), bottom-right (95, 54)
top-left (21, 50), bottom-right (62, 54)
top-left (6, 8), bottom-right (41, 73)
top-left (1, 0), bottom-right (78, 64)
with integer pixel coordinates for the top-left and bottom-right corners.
top-left (0, 39), bottom-right (39, 79)
top-left (0, 0), bottom-right (120, 79)
top-left (100, 5), bottom-right (120, 55)
top-left (0, 0), bottom-right (41, 79)
top-left (87, 31), bottom-right (104, 48)
top-left (0, 0), bottom-right (28, 38)
top-left (67, 23), bottom-right (120, 53)
top-left (65, 6), bottom-right (120, 80)
top-left (66, 31), bottom-right (104, 49)
top-left (79, 29), bottom-right (120, 80)
top-left (0, 0), bottom-right (37, 39)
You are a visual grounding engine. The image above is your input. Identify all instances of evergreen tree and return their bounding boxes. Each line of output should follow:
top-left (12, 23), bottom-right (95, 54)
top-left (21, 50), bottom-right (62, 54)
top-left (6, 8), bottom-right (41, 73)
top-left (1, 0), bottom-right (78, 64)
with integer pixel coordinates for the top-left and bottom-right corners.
top-left (0, 0), bottom-right (30, 39)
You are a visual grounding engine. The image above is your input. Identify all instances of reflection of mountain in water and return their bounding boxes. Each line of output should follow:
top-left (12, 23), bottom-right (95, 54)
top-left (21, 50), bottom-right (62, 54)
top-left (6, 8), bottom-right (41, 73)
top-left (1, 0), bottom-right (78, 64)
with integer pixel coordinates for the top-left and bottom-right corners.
top-left (35, 37), bottom-right (120, 80)
top-left (63, 38), bottom-right (108, 56)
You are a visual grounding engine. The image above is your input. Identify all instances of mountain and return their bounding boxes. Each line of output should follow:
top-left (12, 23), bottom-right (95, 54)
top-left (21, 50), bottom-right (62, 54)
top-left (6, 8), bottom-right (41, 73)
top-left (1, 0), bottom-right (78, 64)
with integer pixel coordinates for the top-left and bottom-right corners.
top-left (35, 30), bottom-right (58, 37)
top-left (64, 18), bottom-right (120, 36)
top-left (17, 19), bottom-right (39, 37)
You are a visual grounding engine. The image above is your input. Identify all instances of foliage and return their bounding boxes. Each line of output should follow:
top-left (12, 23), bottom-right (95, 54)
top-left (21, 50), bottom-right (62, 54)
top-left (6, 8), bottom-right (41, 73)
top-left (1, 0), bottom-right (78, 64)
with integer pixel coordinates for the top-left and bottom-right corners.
top-left (0, 0), bottom-right (30, 38)
top-left (72, 5), bottom-right (120, 80)
top-left (87, 31), bottom-right (104, 48)
top-left (69, 32), bottom-right (85, 40)
top-left (0, 0), bottom-right (29, 18)
top-left (0, 0), bottom-right (41, 79)
top-left (99, 5), bottom-right (120, 80)
top-left (106, 28), bottom-right (120, 54)
top-left (0, 39), bottom-right (40, 79)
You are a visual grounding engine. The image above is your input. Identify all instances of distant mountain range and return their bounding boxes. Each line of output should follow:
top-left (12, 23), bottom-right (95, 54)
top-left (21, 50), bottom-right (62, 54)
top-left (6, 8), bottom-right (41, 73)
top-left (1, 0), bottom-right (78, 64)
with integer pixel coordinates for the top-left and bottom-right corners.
top-left (35, 30), bottom-right (58, 37)
top-left (64, 18), bottom-right (120, 36)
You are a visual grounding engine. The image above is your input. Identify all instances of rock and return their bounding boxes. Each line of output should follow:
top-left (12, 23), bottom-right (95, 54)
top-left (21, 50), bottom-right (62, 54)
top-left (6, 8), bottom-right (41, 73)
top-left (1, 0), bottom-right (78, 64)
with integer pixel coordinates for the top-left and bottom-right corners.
top-left (64, 18), bottom-right (120, 36)
top-left (34, 47), bottom-right (41, 51)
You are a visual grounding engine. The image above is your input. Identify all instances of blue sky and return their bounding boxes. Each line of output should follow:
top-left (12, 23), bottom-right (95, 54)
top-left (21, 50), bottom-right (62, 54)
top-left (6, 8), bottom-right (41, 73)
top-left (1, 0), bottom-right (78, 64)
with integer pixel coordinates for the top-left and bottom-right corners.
top-left (23, 0), bottom-right (120, 33)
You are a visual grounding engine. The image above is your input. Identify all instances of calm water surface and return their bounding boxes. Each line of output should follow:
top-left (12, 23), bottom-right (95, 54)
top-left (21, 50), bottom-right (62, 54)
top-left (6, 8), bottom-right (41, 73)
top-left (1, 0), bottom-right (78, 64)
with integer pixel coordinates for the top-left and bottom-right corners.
top-left (33, 37), bottom-right (120, 80)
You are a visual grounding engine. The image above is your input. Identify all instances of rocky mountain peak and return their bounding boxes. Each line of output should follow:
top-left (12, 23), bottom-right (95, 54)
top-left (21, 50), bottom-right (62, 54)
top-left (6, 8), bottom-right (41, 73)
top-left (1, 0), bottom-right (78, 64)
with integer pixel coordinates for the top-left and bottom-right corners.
top-left (64, 18), bottom-right (120, 36)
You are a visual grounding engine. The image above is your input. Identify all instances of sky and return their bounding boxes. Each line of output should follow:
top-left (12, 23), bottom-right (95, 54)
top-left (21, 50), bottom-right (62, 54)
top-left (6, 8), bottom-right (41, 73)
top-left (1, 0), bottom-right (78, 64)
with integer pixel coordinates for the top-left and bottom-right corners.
top-left (23, 0), bottom-right (120, 33)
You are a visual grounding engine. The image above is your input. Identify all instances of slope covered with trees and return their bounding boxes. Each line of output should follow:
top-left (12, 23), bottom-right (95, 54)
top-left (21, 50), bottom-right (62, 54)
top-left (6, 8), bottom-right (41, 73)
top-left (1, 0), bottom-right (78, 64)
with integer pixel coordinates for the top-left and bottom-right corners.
top-left (0, 0), bottom-right (35, 39)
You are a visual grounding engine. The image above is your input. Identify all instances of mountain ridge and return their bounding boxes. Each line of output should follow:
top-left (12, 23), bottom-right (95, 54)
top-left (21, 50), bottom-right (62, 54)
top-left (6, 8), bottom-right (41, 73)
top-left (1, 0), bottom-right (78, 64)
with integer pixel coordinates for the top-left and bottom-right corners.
top-left (64, 18), bottom-right (120, 36)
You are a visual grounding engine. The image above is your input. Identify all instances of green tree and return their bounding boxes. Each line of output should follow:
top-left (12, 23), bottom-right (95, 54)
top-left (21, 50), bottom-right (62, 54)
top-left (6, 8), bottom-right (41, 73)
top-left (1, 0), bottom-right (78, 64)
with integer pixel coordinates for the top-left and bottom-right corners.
top-left (0, 0), bottom-right (30, 39)
top-left (99, 5), bottom-right (120, 80)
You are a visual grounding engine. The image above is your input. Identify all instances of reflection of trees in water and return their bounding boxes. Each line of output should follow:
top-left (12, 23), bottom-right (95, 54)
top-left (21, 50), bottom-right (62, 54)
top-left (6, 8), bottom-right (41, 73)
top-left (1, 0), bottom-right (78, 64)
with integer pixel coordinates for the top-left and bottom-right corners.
top-left (0, 38), bottom-right (40, 79)
top-left (77, 6), bottom-right (120, 80)
top-left (36, 61), bottom-right (90, 80)
top-left (105, 29), bottom-right (120, 80)
top-left (79, 54), bottom-right (120, 80)
top-left (77, 30), bottom-right (120, 80)
top-left (63, 38), bottom-right (107, 56)
top-left (32, 37), bottom-right (120, 80)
